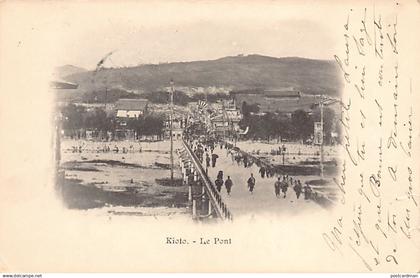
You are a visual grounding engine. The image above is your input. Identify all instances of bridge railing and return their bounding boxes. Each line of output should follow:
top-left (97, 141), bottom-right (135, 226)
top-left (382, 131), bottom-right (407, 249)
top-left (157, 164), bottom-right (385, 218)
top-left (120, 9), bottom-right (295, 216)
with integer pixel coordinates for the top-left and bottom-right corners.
top-left (182, 139), bottom-right (233, 221)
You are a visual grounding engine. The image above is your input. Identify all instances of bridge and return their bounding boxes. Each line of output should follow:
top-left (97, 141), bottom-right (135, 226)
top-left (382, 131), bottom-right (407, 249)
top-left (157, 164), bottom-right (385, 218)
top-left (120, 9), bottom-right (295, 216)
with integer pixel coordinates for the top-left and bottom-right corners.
top-left (178, 139), bottom-right (336, 221)
top-left (178, 139), bottom-right (233, 221)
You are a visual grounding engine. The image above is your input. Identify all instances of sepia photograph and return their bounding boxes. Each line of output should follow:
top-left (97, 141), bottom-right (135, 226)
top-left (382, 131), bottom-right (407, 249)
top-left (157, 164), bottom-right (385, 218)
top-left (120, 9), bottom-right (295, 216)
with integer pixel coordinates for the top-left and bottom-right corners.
top-left (53, 34), bottom-right (343, 222)
top-left (0, 0), bottom-right (419, 274)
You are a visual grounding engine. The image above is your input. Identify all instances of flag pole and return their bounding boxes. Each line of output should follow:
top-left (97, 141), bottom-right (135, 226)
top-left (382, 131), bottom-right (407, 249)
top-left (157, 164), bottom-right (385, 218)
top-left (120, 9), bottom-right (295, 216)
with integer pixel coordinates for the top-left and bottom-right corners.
top-left (170, 80), bottom-right (174, 185)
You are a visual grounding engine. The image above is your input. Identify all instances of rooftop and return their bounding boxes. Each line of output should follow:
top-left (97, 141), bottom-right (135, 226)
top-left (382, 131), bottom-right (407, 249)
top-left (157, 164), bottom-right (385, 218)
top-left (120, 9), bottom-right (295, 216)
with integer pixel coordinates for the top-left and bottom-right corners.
top-left (234, 92), bottom-right (322, 114)
top-left (50, 80), bottom-right (79, 89)
top-left (260, 95), bottom-right (321, 113)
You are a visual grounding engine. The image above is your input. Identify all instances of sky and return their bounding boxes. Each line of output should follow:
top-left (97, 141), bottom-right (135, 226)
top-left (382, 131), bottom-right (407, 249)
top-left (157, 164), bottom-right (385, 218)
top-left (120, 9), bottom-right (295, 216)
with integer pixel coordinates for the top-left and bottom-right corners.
top-left (45, 1), bottom-right (347, 70)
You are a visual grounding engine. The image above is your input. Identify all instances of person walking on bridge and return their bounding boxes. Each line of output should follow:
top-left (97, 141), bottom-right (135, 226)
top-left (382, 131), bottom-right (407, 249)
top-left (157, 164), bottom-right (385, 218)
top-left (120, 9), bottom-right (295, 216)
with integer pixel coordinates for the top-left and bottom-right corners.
top-left (247, 173), bottom-right (256, 194)
top-left (259, 166), bottom-right (266, 178)
top-left (274, 177), bottom-right (281, 197)
top-left (215, 177), bottom-right (223, 192)
top-left (210, 143), bottom-right (215, 153)
top-left (211, 153), bottom-right (219, 168)
top-left (281, 177), bottom-right (289, 198)
top-left (243, 155), bottom-right (248, 168)
top-left (304, 183), bottom-right (312, 200)
top-left (293, 180), bottom-right (303, 199)
top-left (225, 176), bottom-right (233, 196)
top-left (205, 153), bottom-right (210, 168)
top-left (217, 170), bottom-right (224, 180)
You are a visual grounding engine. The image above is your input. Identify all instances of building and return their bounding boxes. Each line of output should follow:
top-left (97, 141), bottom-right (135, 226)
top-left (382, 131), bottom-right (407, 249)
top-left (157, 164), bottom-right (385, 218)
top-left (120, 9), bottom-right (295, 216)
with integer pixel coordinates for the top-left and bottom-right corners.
top-left (115, 98), bottom-right (149, 127)
top-left (210, 114), bottom-right (229, 137)
top-left (164, 116), bottom-right (186, 140)
top-left (231, 88), bottom-right (321, 117)
top-left (207, 99), bottom-right (243, 138)
top-left (114, 98), bottom-right (148, 140)
top-left (222, 99), bottom-right (242, 132)
top-left (115, 98), bottom-right (149, 119)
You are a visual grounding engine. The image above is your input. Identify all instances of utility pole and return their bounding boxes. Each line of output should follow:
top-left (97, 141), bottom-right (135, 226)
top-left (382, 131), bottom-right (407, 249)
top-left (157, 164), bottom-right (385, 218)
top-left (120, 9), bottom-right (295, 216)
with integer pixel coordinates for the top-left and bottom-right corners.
top-left (222, 102), bottom-right (227, 141)
top-left (105, 86), bottom-right (108, 110)
top-left (170, 80), bottom-right (174, 185)
top-left (205, 91), bottom-right (209, 139)
top-left (320, 95), bottom-right (325, 180)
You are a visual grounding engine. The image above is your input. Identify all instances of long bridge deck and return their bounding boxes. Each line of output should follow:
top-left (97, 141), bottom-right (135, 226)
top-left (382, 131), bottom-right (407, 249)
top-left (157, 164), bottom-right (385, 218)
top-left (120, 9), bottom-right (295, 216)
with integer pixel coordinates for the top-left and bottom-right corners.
top-left (179, 139), bottom-right (335, 221)
top-left (206, 146), bottom-right (323, 219)
top-left (179, 140), bottom-right (233, 221)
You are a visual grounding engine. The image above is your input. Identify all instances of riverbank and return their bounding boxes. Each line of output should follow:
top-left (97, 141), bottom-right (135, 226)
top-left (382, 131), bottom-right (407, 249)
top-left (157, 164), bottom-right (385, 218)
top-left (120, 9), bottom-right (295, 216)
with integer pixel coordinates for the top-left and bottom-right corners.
top-left (58, 139), bottom-right (189, 215)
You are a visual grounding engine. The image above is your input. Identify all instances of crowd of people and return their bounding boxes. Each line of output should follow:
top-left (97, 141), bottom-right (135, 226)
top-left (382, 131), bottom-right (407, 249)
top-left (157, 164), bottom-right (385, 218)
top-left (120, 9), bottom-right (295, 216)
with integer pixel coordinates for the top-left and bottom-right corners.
top-left (245, 173), bottom-right (312, 199)
top-left (192, 140), bottom-right (219, 168)
top-left (69, 144), bottom-right (143, 154)
top-left (188, 139), bottom-right (314, 200)
top-left (272, 175), bottom-right (313, 199)
top-left (214, 171), bottom-right (233, 196)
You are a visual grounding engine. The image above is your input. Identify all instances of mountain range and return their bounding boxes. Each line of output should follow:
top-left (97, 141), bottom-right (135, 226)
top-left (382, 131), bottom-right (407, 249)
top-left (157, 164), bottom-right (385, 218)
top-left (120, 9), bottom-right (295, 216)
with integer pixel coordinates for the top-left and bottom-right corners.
top-left (54, 65), bottom-right (88, 79)
top-left (57, 54), bottom-right (342, 97)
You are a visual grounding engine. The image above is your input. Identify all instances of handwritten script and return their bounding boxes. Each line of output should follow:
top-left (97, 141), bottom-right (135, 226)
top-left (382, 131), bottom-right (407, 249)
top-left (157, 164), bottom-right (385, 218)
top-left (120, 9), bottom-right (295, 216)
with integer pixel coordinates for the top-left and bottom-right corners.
top-left (323, 6), bottom-right (419, 271)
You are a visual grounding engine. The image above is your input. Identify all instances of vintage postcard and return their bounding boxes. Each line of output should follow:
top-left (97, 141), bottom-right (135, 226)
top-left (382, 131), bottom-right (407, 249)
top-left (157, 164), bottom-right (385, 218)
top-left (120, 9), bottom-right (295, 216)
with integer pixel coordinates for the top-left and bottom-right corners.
top-left (0, 0), bottom-right (419, 273)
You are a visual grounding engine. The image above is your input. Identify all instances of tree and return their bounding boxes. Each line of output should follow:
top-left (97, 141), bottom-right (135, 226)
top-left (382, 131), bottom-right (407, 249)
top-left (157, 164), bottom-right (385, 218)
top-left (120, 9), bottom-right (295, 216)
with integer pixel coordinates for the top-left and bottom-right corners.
top-left (241, 101), bottom-right (260, 118)
top-left (129, 114), bottom-right (164, 138)
top-left (143, 90), bottom-right (193, 106)
top-left (82, 88), bottom-right (141, 103)
top-left (143, 115), bottom-right (164, 136)
top-left (291, 110), bottom-right (313, 141)
top-left (82, 108), bottom-right (115, 133)
top-left (173, 90), bottom-right (191, 106)
top-left (238, 111), bottom-right (310, 142)
top-left (60, 104), bottom-right (116, 139)
top-left (143, 91), bottom-right (169, 104)
top-left (61, 104), bottom-right (86, 131)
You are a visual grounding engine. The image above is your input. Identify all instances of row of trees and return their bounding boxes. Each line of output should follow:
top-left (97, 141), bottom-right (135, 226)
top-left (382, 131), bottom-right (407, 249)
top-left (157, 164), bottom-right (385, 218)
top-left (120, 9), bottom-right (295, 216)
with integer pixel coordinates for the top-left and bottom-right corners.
top-left (77, 88), bottom-right (230, 106)
top-left (82, 88), bottom-right (142, 103)
top-left (142, 90), bottom-right (230, 106)
top-left (60, 104), bottom-right (164, 138)
top-left (60, 100), bottom-right (339, 143)
top-left (238, 108), bottom-right (338, 144)
top-left (125, 115), bottom-right (164, 137)
top-left (60, 104), bottom-right (113, 132)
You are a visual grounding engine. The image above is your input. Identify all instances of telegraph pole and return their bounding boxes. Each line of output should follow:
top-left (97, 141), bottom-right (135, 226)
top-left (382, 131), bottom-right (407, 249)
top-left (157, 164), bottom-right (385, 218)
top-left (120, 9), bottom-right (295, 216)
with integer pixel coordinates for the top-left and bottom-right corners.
top-left (205, 91), bottom-right (209, 139)
top-left (170, 80), bottom-right (174, 184)
top-left (320, 95), bottom-right (325, 180)
top-left (105, 86), bottom-right (108, 110)
top-left (222, 102), bottom-right (226, 141)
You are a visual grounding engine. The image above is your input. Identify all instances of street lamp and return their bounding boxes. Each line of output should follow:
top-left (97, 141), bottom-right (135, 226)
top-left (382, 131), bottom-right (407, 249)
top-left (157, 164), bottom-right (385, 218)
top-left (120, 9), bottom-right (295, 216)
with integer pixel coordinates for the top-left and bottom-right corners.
top-left (281, 144), bottom-right (286, 166)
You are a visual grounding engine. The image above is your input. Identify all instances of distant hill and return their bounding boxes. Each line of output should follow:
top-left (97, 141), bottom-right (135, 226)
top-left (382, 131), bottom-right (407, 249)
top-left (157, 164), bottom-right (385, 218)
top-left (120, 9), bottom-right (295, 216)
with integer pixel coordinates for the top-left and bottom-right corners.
top-left (61, 55), bottom-right (342, 98)
top-left (55, 65), bottom-right (87, 79)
